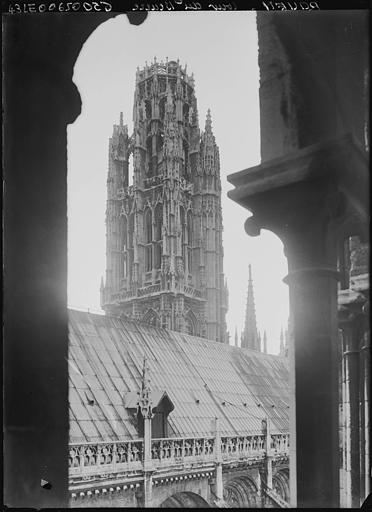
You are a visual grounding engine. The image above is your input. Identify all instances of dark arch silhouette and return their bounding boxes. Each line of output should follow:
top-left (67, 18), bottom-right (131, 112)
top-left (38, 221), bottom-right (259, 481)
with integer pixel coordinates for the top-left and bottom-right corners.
top-left (4, 11), bottom-right (149, 508)
top-left (160, 491), bottom-right (210, 508)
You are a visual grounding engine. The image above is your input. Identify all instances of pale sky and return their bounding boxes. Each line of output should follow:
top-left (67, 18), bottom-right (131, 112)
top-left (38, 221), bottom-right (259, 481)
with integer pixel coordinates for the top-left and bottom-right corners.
top-left (67, 12), bottom-right (289, 354)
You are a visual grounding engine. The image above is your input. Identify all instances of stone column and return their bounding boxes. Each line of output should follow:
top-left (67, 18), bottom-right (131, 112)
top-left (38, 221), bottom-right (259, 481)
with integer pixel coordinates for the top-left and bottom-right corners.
top-left (227, 135), bottom-right (368, 508)
top-left (282, 257), bottom-right (340, 508)
top-left (359, 302), bottom-right (370, 503)
top-left (262, 418), bottom-right (273, 489)
top-left (214, 417), bottom-right (223, 501)
top-left (338, 306), bottom-right (361, 507)
top-left (139, 357), bottom-right (154, 508)
top-left (3, 12), bottom-right (119, 509)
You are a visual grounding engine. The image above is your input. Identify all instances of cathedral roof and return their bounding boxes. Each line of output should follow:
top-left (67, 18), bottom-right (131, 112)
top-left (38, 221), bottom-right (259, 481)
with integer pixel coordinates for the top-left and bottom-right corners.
top-left (69, 309), bottom-right (289, 444)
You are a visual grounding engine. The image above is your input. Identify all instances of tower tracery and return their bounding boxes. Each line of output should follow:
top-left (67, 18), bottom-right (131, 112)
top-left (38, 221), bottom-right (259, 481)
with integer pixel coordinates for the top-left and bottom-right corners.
top-left (101, 59), bottom-right (228, 343)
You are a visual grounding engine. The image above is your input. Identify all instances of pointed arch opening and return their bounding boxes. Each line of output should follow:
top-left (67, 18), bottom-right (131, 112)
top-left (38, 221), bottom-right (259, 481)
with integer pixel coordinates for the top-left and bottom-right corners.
top-left (160, 491), bottom-right (209, 508)
top-left (142, 308), bottom-right (159, 327)
top-left (223, 475), bottom-right (259, 508)
top-left (154, 204), bottom-right (163, 270)
top-left (272, 468), bottom-right (290, 503)
top-left (187, 210), bottom-right (193, 276)
top-left (120, 215), bottom-right (128, 280)
top-left (144, 208), bottom-right (153, 272)
top-left (180, 205), bottom-right (186, 264)
top-left (185, 309), bottom-right (198, 336)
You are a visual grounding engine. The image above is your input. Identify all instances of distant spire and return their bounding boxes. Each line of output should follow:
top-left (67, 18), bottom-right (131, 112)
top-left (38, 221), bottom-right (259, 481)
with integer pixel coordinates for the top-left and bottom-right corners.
top-left (263, 330), bottom-right (267, 354)
top-left (257, 331), bottom-right (262, 352)
top-left (241, 264), bottom-right (259, 350)
top-left (120, 112), bottom-right (123, 126)
top-left (100, 276), bottom-right (104, 290)
top-left (234, 327), bottom-right (238, 347)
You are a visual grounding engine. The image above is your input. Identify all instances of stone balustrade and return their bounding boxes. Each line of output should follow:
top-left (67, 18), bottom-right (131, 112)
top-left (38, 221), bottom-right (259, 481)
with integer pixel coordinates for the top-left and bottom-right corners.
top-left (69, 433), bottom-right (289, 479)
top-left (151, 436), bottom-right (215, 466)
top-left (108, 284), bottom-right (203, 305)
top-left (69, 440), bottom-right (143, 477)
top-left (271, 434), bottom-right (290, 455)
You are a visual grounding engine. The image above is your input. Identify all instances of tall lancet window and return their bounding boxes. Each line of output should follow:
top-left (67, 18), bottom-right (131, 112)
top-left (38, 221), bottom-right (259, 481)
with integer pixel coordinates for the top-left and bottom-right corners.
top-left (180, 207), bottom-right (186, 263)
top-left (154, 205), bottom-right (162, 270)
top-left (128, 214), bottom-right (134, 282)
top-left (144, 209), bottom-right (152, 272)
top-left (187, 211), bottom-right (193, 275)
top-left (120, 216), bottom-right (128, 279)
top-left (118, 132), bottom-right (125, 157)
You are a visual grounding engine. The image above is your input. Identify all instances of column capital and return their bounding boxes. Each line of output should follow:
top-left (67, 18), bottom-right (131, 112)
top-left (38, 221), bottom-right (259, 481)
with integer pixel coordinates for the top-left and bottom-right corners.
top-left (283, 267), bottom-right (340, 286)
top-left (228, 135), bottom-right (369, 265)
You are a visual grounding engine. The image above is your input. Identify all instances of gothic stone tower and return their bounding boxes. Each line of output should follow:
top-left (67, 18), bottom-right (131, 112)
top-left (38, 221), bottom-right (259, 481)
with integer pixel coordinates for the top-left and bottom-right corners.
top-left (101, 59), bottom-right (228, 343)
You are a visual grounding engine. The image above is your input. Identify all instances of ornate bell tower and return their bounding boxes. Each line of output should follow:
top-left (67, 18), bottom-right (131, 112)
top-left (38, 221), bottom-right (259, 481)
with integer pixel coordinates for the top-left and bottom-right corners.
top-left (101, 59), bottom-right (228, 343)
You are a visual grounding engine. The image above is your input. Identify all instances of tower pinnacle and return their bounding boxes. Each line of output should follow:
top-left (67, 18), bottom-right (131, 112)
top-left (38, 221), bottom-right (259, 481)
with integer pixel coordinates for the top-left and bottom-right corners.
top-left (263, 330), bottom-right (267, 354)
top-left (241, 264), bottom-right (260, 350)
top-left (205, 109), bottom-right (212, 132)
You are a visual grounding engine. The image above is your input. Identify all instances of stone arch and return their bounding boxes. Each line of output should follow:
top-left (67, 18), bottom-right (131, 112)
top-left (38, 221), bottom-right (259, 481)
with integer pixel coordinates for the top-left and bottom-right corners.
top-left (5, 11), bottom-right (149, 507)
top-left (272, 467), bottom-right (290, 503)
top-left (185, 309), bottom-right (198, 336)
top-left (223, 475), bottom-right (259, 508)
top-left (142, 308), bottom-right (159, 327)
top-left (154, 204), bottom-right (163, 269)
top-left (119, 215), bottom-right (128, 279)
top-left (144, 207), bottom-right (153, 271)
top-left (160, 491), bottom-right (209, 508)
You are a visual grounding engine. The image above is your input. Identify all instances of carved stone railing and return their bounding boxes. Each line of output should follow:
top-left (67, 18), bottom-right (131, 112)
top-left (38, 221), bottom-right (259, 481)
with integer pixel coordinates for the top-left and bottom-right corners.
top-left (69, 440), bottom-right (143, 478)
top-left (271, 434), bottom-right (290, 455)
top-left (151, 437), bottom-right (215, 466)
top-left (220, 435), bottom-right (266, 461)
top-left (69, 434), bottom-right (289, 479)
top-left (183, 285), bottom-right (203, 299)
top-left (138, 284), bottom-right (161, 297)
top-left (111, 289), bottom-right (136, 302)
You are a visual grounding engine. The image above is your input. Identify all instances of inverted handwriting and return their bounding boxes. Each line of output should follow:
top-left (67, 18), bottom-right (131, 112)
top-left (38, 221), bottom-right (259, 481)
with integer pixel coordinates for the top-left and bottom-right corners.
top-left (208, 2), bottom-right (237, 9)
top-left (262, 1), bottom-right (320, 9)
top-left (132, 1), bottom-right (175, 9)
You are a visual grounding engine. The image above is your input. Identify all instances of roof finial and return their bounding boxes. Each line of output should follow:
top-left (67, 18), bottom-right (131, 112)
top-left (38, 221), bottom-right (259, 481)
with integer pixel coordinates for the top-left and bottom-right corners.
top-left (120, 112), bottom-right (123, 126)
top-left (234, 326), bottom-right (238, 347)
top-left (139, 355), bottom-right (153, 419)
top-left (263, 330), bottom-right (267, 354)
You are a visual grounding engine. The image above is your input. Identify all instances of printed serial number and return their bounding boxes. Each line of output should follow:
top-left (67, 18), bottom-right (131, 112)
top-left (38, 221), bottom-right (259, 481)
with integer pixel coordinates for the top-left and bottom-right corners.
top-left (8, 1), bottom-right (112, 13)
